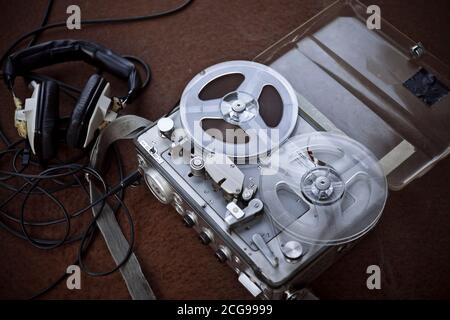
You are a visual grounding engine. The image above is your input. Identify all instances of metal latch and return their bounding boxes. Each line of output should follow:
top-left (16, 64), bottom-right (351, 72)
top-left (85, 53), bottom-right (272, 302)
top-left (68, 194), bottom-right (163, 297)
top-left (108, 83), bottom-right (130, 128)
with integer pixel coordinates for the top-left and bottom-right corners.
top-left (224, 198), bottom-right (263, 230)
top-left (410, 42), bottom-right (425, 58)
top-left (204, 153), bottom-right (244, 196)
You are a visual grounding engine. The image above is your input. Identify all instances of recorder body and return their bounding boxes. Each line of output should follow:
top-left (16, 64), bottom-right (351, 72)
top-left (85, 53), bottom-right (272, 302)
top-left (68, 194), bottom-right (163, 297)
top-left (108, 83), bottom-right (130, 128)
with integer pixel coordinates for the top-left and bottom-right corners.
top-left (134, 0), bottom-right (450, 299)
top-left (135, 61), bottom-right (387, 299)
top-left (135, 109), bottom-right (356, 299)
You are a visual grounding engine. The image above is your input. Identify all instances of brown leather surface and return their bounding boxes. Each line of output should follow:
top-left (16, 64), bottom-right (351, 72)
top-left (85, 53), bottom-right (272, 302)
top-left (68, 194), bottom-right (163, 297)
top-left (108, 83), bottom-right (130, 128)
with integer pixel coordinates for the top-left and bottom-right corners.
top-left (0, 0), bottom-right (449, 299)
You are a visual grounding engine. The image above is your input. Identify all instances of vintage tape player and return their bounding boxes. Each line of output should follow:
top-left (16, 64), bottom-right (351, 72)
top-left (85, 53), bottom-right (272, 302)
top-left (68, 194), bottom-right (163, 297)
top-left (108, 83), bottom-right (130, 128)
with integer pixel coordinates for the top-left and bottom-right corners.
top-left (135, 0), bottom-right (450, 299)
top-left (135, 60), bottom-right (387, 299)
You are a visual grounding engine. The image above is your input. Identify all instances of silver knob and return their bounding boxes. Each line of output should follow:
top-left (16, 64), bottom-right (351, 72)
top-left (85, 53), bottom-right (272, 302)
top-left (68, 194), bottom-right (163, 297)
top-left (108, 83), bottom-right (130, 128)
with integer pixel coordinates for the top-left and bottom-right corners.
top-left (282, 241), bottom-right (303, 260)
top-left (157, 117), bottom-right (174, 138)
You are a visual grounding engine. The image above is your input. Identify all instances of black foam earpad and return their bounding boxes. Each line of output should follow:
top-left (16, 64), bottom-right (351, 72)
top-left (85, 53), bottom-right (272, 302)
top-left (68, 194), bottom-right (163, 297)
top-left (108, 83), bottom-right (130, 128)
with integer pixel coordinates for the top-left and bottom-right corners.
top-left (66, 74), bottom-right (107, 148)
top-left (34, 80), bottom-right (59, 163)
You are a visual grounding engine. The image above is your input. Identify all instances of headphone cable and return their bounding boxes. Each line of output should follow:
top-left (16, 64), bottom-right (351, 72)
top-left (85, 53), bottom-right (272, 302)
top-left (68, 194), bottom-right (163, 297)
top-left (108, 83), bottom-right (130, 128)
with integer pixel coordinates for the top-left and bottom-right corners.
top-left (0, 0), bottom-right (194, 73)
top-left (28, 0), bottom-right (55, 48)
top-left (0, 0), bottom-right (194, 299)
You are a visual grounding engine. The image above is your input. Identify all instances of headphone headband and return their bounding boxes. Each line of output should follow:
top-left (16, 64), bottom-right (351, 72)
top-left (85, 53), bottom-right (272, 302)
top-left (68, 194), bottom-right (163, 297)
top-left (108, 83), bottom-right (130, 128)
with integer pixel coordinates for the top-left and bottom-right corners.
top-left (3, 39), bottom-right (142, 103)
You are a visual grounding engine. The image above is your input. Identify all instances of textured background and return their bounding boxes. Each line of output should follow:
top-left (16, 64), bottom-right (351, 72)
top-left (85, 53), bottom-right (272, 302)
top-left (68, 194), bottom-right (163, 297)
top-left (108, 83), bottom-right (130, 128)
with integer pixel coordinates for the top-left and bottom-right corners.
top-left (0, 0), bottom-right (449, 299)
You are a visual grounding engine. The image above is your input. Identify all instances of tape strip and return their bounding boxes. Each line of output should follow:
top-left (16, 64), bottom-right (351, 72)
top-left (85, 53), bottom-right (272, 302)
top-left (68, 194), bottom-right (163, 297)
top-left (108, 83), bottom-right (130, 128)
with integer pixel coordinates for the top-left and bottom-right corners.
top-left (89, 115), bottom-right (155, 300)
top-left (379, 140), bottom-right (415, 176)
top-left (296, 93), bottom-right (342, 133)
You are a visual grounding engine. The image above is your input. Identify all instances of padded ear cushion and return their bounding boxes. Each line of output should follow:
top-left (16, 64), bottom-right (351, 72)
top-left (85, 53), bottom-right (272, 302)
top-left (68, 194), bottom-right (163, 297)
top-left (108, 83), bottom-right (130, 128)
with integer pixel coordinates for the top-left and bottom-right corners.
top-left (34, 80), bottom-right (59, 163)
top-left (66, 74), bottom-right (106, 148)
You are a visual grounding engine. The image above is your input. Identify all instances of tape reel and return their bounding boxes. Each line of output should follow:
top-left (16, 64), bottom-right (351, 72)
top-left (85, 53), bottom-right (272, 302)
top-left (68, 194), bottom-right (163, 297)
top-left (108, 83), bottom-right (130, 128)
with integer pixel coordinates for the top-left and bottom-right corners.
top-left (179, 61), bottom-right (298, 160)
top-left (260, 132), bottom-right (388, 245)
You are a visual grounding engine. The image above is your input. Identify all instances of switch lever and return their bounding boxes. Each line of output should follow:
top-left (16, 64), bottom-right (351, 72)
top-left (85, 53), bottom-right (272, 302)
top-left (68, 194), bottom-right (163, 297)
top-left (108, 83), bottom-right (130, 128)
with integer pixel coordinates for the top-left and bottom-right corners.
top-left (252, 233), bottom-right (278, 267)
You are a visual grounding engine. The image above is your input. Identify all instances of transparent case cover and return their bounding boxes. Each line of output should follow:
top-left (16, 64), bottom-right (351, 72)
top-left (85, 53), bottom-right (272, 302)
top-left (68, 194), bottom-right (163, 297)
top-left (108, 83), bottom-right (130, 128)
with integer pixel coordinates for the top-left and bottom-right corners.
top-left (255, 0), bottom-right (450, 190)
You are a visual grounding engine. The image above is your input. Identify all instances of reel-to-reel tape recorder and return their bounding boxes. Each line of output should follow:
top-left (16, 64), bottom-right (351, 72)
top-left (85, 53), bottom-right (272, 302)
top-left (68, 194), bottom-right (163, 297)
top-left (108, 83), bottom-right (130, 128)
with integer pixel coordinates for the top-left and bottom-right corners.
top-left (135, 60), bottom-right (388, 299)
top-left (133, 0), bottom-right (450, 300)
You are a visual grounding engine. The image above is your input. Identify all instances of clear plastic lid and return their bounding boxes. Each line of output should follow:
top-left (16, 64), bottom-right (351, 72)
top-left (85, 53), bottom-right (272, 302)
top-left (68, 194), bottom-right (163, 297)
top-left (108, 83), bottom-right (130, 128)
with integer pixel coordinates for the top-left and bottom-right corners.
top-left (255, 0), bottom-right (450, 190)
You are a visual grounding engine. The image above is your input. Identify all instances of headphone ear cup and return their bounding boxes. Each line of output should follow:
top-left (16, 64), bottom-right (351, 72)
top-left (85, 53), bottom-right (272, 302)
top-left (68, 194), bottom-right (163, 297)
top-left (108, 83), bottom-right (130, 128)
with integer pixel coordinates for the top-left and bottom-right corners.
top-left (67, 74), bottom-right (106, 149)
top-left (34, 80), bottom-right (59, 163)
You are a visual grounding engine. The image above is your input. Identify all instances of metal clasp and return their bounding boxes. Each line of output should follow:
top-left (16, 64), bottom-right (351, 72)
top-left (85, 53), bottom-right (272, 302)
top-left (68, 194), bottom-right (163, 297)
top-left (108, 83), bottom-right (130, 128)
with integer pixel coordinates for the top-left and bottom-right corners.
top-left (410, 42), bottom-right (425, 58)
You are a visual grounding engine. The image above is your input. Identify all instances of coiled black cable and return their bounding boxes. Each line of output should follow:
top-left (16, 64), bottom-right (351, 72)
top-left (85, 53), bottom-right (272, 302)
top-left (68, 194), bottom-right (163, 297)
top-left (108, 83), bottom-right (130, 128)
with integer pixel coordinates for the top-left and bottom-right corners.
top-left (0, 161), bottom-right (140, 297)
top-left (0, 0), bottom-right (194, 300)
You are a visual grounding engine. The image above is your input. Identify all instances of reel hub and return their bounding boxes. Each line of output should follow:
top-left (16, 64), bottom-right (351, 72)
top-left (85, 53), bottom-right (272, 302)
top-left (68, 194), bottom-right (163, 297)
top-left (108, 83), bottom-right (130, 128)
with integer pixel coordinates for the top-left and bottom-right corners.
top-left (220, 91), bottom-right (258, 125)
top-left (301, 167), bottom-right (345, 205)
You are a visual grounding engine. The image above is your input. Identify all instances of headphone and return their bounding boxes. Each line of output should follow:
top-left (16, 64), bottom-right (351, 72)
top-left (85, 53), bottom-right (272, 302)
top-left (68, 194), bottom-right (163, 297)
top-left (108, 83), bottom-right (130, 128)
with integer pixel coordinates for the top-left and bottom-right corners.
top-left (3, 39), bottom-right (143, 163)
